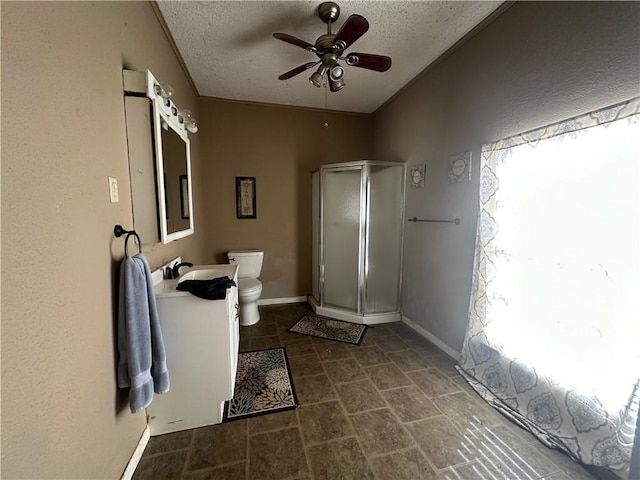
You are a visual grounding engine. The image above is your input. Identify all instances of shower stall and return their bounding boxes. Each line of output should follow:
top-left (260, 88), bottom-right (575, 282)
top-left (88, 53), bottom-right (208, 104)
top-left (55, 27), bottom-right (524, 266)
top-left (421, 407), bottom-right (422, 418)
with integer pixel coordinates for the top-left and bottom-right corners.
top-left (310, 161), bottom-right (405, 324)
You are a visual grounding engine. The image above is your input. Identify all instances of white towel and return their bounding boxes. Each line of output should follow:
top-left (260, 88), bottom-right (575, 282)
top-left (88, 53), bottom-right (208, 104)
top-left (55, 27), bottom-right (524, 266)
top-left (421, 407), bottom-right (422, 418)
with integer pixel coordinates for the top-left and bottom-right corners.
top-left (117, 253), bottom-right (169, 413)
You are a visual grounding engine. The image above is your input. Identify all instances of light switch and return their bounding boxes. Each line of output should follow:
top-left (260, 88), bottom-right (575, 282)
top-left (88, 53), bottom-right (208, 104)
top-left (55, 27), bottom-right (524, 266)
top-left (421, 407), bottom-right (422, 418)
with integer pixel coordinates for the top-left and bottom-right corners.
top-left (108, 176), bottom-right (119, 203)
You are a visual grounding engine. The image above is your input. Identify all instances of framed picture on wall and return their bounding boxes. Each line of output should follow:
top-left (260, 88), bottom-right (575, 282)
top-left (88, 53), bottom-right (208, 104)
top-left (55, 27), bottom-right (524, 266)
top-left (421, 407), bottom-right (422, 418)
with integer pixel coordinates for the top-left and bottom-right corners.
top-left (179, 175), bottom-right (189, 219)
top-left (409, 164), bottom-right (426, 188)
top-left (236, 176), bottom-right (256, 219)
top-left (448, 151), bottom-right (472, 183)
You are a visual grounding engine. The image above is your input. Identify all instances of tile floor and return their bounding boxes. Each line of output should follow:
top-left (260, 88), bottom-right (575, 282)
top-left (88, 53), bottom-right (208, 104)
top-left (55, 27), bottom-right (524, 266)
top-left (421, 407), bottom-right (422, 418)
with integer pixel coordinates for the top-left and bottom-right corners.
top-left (133, 303), bottom-right (599, 480)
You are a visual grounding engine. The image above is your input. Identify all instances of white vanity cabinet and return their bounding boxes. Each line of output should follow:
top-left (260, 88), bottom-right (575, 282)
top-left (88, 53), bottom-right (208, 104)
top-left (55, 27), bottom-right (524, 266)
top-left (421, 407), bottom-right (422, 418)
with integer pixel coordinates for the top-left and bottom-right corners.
top-left (148, 265), bottom-right (239, 436)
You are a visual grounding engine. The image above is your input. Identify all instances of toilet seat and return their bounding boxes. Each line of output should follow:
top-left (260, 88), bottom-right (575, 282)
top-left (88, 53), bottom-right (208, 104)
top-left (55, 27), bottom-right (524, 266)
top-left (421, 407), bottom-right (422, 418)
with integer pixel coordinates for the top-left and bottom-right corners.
top-left (238, 278), bottom-right (262, 294)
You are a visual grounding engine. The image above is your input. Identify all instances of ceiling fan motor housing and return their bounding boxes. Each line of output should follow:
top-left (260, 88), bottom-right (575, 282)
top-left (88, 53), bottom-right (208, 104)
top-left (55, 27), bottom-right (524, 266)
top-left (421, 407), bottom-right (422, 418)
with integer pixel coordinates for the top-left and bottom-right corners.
top-left (315, 34), bottom-right (337, 55)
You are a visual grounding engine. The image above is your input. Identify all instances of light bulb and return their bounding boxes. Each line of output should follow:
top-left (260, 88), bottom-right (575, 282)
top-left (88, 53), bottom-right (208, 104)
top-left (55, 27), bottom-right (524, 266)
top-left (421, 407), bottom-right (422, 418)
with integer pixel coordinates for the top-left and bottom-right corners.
top-left (179, 109), bottom-right (193, 120)
top-left (185, 117), bottom-right (198, 134)
top-left (154, 83), bottom-right (175, 106)
top-left (330, 66), bottom-right (344, 81)
top-left (161, 84), bottom-right (174, 99)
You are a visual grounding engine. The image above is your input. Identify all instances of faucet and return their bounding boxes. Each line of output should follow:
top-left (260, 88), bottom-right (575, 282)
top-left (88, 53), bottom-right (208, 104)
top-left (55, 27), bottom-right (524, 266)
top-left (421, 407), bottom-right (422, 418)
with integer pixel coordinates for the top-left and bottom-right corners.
top-left (167, 261), bottom-right (193, 279)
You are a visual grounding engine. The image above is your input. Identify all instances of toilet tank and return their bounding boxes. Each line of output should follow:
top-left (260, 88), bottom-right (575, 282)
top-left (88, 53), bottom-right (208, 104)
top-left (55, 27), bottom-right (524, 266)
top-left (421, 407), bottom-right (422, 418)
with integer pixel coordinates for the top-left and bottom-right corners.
top-left (227, 250), bottom-right (263, 278)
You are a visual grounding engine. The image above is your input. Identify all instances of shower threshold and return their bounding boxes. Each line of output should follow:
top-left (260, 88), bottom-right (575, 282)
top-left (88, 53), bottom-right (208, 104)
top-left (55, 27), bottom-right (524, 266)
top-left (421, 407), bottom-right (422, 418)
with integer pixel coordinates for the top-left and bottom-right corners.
top-left (308, 296), bottom-right (401, 325)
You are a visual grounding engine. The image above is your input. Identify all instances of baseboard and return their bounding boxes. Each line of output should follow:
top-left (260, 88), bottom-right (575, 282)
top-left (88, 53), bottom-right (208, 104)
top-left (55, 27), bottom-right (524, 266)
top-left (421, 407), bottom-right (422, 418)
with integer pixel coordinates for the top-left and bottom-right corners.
top-left (401, 315), bottom-right (460, 360)
top-left (121, 425), bottom-right (150, 480)
top-left (258, 296), bottom-right (308, 306)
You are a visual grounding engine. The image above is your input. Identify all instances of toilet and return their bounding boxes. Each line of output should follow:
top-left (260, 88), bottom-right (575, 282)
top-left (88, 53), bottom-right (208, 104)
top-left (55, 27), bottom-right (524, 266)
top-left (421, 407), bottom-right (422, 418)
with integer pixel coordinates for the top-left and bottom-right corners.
top-left (227, 250), bottom-right (264, 326)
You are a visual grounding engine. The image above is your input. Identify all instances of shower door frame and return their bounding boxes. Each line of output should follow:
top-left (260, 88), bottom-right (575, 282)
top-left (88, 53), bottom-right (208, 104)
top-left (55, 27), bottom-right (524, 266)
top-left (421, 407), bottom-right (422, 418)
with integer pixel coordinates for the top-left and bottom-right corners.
top-left (313, 160), bottom-right (406, 324)
top-left (318, 163), bottom-right (367, 314)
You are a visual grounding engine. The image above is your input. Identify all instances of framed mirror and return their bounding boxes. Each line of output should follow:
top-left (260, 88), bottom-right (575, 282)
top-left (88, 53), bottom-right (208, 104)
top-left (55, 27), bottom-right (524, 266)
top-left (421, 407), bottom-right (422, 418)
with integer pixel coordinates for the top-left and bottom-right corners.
top-left (152, 104), bottom-right (194, 243)
top-left (123, 69), bottom-right (196, 244)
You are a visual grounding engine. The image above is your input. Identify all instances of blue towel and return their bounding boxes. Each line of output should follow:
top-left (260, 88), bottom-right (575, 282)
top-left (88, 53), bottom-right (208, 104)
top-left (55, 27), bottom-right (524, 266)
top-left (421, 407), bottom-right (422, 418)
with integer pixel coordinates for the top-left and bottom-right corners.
top-left (117, 254), bottom-right (169, 413)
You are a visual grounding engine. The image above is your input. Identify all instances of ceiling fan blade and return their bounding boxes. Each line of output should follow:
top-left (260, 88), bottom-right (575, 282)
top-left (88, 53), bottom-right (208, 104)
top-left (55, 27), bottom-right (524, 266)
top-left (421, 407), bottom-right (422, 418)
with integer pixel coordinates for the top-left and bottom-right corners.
top-left (278, 62), bottom-right (319, 80)
top-left (334, 14), bottom-right (369, 51)
top-left (346, 53), bottom-right (392, 72)
top-left (273, 33), bottom-right (316, 52)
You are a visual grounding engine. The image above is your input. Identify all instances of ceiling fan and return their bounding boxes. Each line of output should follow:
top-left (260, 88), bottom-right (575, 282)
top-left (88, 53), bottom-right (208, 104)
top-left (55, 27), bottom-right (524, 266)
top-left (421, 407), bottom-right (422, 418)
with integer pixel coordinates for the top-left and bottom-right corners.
top-left (273, 1), bottom-right (392, 92)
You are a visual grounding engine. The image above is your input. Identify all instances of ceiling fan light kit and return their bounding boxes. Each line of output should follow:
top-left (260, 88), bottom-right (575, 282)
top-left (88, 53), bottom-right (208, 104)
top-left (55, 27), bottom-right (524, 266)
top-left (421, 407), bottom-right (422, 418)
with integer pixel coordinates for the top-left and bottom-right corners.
top-left (273, 1), bottom-right (392, 92)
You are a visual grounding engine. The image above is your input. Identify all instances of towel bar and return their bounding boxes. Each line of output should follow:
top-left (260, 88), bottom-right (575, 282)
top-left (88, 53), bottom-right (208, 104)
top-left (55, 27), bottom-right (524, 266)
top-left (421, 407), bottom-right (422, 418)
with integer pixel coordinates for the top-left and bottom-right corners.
top-left (407, 217), bottom-right (460, 224)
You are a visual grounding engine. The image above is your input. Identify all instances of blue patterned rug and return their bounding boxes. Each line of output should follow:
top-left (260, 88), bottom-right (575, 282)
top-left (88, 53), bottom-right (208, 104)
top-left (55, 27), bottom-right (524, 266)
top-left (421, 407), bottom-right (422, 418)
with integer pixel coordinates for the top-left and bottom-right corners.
top-left (223, 347), bottom-right (297, 422)
top-left (288, 314), bottom-right (367, 345)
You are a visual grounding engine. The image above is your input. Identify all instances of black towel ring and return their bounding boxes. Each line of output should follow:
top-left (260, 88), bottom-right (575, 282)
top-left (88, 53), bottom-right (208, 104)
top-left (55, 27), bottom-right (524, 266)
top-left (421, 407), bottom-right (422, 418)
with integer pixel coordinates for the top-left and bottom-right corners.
top-left (124, 232), bottom-right (142, 257)
top-left (114, 224), bottom-right (142, 257)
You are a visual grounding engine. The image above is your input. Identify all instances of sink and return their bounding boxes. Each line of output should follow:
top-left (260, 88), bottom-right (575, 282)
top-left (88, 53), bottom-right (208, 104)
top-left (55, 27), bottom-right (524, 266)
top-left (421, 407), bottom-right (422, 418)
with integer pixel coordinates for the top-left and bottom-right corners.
top-left (178, 268), bottom-right (232, 283)
top-left (154, 264), bottom-right (238, 298)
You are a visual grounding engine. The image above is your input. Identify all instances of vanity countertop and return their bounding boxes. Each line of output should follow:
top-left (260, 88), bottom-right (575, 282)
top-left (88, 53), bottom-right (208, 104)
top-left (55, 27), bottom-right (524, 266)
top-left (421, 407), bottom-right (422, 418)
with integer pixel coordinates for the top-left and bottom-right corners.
top-left (153, 264), bottom-right (238, 299)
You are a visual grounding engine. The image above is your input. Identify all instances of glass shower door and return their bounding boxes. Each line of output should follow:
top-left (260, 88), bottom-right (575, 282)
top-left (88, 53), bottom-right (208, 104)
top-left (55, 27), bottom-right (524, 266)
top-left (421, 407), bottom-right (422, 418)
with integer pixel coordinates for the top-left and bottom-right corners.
top-left (365, 164), bottom-right (404, 313)
top-left (322, 167), bottom-right (363, 311)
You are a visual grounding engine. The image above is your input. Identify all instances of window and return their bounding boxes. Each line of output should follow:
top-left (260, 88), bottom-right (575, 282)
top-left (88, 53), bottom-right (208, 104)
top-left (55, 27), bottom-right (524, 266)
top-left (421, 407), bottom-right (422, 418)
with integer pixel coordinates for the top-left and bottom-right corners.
top-left (459, 98), bottom-right (640, 477)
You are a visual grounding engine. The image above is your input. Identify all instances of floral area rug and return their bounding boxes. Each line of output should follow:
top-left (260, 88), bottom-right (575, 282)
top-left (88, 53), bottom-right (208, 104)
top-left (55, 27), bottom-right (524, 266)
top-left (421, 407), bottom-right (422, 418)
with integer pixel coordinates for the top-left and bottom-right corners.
top-left (223, 347), bottom-right (297, 422)
top-left (288, 314), bottom-right (367, 345)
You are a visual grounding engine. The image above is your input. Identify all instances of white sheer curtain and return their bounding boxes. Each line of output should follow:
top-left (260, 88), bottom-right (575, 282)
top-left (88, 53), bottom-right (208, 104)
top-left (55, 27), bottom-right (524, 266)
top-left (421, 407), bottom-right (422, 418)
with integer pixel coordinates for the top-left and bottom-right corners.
top-left (458, 98), bottom-right (640, 479)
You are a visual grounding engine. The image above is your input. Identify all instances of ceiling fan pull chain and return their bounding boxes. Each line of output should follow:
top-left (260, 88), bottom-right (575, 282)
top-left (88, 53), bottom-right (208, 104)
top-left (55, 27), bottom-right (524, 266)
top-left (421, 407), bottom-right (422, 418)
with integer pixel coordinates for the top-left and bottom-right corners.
top-left (324, 83), bottom-right (329, 128)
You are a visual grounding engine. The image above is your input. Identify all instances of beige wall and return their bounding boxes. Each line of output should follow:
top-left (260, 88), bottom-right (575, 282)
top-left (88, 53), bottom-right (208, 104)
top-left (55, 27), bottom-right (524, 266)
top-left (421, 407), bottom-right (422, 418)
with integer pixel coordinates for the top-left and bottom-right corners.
top-left (3, 1), bottom-right (638, 477)
top-left (197, 99), bottom-right (373, 299)
top-left (373, 1), bottom-right (640, 352)
top-left (1, 2), bottom-right (207, 478)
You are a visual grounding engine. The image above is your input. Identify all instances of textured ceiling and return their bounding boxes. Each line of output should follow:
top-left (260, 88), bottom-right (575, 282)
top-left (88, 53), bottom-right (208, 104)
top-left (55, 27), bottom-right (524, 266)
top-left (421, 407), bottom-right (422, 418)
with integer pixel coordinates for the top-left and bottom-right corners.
top-left (157, 1), bottom-right (504, 113)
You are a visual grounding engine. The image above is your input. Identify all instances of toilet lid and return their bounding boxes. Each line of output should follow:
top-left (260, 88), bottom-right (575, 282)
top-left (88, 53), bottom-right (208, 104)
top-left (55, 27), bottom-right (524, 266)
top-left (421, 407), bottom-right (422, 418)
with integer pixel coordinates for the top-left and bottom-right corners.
top-left (238, 278), bottom-right (262, 293)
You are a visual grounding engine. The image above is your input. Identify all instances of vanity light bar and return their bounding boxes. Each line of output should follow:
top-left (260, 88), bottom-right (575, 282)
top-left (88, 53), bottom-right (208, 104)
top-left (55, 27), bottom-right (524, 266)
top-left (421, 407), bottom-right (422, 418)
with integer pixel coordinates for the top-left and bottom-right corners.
top-left (123, 69), bottom-right (198, 135)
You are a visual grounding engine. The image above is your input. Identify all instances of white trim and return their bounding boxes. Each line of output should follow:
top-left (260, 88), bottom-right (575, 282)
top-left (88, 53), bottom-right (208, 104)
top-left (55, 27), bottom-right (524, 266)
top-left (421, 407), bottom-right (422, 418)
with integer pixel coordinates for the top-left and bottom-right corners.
top-left (401, 315), bottom-right (460, 360)
top-left (121, 425), bottom-right (150, 480)
top-left (258, 296), bottom-right (307, 306)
